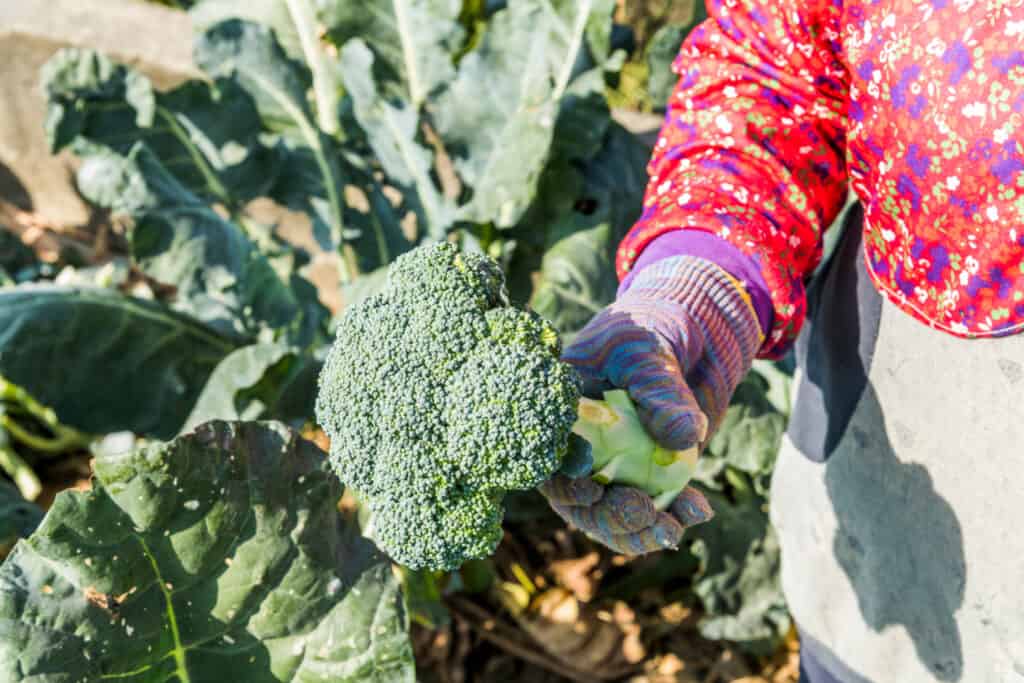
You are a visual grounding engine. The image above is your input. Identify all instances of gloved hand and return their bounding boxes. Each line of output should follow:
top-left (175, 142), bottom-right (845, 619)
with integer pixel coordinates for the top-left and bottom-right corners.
top-left (540, 255), bottom-right (763, 554)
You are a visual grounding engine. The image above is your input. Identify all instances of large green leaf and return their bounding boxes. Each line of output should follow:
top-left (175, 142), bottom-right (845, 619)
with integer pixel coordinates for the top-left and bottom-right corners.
top-left (538, 0), bottom-right (617, 96)
top-left (77, 143), bottom-right (320, 340)
top-left (319, 0), bottom-right (463, 106)
top-left (508, 1), bottom-right (617, 164)
top-left (42, 48), bottom-right (154, 152)
top-left (578, 121), bottom-right (653, 236)
top-left (190, 0), bottom-right (303, 59)
top-left (551, 68), bottom-right (611, 161)
top-left (432, 1), bottom-right (558, 228)
top-left (339, 40), bottom-right (453, 240)
top-left (0, 421), bottom-right (415, 682)
top-left (42, 48), bottom-right (282, 209)
top-left (346, 179), bottom-right (418, 273)
top-left (195, 19), bottom-right (348, 253)
top-left (191, 1), bottom-right (342, 137)
top-left (0, 286), bottom-right (238, 438)
top-left (705, 372), bottom-right (788, 477)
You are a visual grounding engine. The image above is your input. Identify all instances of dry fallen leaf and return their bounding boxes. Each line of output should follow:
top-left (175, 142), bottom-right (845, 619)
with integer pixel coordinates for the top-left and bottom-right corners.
top-left (704, 647), bottom-right (755, 682)
top-left (499, 587), bottom-right (644, 678)
top-left (549, 551), bottom-right (601, 602)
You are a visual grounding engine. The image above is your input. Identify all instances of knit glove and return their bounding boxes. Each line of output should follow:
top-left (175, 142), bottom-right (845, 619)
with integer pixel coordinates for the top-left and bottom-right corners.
top-left (540, 256), bottom-right (763, 554)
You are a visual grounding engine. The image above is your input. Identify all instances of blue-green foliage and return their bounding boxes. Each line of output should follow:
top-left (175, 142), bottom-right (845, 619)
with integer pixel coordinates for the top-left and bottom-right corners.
top-left (315, 243), bottom-right (581, 570)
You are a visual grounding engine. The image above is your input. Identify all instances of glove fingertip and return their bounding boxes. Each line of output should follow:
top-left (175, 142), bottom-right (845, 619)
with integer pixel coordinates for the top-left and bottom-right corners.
top-left (671, 486), bottom-right (715, 527)
top-left (628, 371), bottom-right (709, 450)
top-left (603, 486), bottom-right (658, 532)
top-left (643, 400), bottom-right (708, 450)
top-left (650, 511), bottom-right (685, 549)
top-left (609, 513), bottom-right (684, 556)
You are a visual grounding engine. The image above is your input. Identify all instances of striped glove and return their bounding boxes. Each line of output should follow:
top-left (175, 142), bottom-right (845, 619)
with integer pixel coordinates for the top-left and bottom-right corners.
top-left (540, 256), bottom-right (763, 554)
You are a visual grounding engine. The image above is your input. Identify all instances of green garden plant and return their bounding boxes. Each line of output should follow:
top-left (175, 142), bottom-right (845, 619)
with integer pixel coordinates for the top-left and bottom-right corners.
top-left (0, 1), bottom-right (794, 677)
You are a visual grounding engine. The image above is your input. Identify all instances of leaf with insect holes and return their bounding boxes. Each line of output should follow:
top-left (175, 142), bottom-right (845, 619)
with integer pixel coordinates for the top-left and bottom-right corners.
top-left (0, 421), bottom-right (415, 682)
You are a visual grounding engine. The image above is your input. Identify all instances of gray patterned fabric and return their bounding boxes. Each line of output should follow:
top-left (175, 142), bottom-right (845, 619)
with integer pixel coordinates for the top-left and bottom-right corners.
top-left (775, 214), bottom-right (1024, 682)
top-left (787, 203), bottom-right (882, 463)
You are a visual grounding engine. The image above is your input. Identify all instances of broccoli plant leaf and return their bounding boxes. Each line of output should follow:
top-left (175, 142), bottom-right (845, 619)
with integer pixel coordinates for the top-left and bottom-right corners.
top-left (319, 0), bottom-right (463, 106)
top-left (706, 372), bottom-right (788, 477)
top-left (346, 179), bottom-right (418, 274)
top-left (531, 222), bottom-right (616, 341)
top-left (551, 68), bottom-right (611, 161)
top-left (432, 1), bottom-right (558, 228)
top-left (42, 48), bottom-right (155, 153)
top-left (183, 344), bottom-right (322, 432)
top-left (646, 14), bottom-right (706, 110)
top-left (42, 48), bottom-right (282, 209)
top-left (77, 143), bottom-right (321, 340)
top-left (529, 123), bottom-right (652, 339)
top-left (189, 0), bottom-right (303, 59)
top-left (687, 485), bottom-right (790, 654)
top-left (195, 19), bottom-right (348, 253)
top-left (751, 358), bottom-right (794, 418)
top-left (578, 121), bottom-right (654, 235)
top-left (0, 286), bottom-right (239, 438)
top-left (522, 1), bottom-right (617, 163)
top-left (0, 421), bottom-right (415, 682)
top-left (339, 40), bottom-right (453, 240)
top-left (0, 481), bottom-right (42, 560)
top-left (538, 0), bottom-right (617, 95)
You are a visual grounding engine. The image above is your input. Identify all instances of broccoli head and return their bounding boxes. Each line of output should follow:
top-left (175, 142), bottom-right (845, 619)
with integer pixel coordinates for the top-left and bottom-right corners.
top-left (315, 243), bottom-right (581, 570)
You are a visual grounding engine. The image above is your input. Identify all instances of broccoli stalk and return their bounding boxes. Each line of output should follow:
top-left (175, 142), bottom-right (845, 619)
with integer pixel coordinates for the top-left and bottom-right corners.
top-left (573, 390), bottom-right (699, 510)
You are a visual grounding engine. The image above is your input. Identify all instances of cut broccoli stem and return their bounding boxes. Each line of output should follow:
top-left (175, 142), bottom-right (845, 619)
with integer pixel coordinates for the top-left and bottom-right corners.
top-left (572, 390), bottom-right (700, 511)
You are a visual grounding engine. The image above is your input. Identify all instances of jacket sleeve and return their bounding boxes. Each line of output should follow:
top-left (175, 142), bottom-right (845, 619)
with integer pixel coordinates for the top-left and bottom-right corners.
top-left (616, 0), bottom-right (850, 358)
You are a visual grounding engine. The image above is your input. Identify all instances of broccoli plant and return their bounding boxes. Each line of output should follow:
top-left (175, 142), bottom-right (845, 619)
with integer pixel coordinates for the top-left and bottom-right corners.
top-left (0, 0), bottom-right (796, 669)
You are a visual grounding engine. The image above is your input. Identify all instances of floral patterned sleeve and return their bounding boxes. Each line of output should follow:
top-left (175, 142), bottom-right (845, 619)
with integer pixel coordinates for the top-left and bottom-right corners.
top-left (616, 0), bottom-right (850, 358)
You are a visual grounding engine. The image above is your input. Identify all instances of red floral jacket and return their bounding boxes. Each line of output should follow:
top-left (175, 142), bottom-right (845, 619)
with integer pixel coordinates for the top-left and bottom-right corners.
top-left (616, 0), bottom-right (1024, 358)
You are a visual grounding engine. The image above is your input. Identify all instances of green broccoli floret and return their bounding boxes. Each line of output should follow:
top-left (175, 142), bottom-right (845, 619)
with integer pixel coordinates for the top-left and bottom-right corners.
top-left (315, 243), bottom-right (581, 570)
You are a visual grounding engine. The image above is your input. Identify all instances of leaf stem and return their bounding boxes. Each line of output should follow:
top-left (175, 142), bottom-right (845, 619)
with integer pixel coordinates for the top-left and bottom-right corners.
top-left (2, 416), bottom-right (88, 455)
top-left (393, 0), bottom-right (425, 105)
top-left (547, 0), bottom-right (593, 101)
top-left (284, 0), bottom-right (340, 135)
top-left (243, 71), bottom-right (354, 281)
top-left (0, 377), bottom-right (91, 453)
top-left (0, 446), bottom-right (41, 501)
top-left (155, 107), bottom-right (232, 207)
top-left (139, 537), bottom-right (192, 683)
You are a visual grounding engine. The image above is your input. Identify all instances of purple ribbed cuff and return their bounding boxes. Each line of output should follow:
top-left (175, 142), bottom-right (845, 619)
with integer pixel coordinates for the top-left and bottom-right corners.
top-left (618, 229), bottom-right (774, 336)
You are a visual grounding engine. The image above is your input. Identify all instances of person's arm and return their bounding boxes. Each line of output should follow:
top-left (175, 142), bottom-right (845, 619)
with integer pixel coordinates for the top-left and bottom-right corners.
top-left (618, 0), bottom-right (850, 358)
top-left (542, 0), bottom-right (850, 552)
